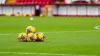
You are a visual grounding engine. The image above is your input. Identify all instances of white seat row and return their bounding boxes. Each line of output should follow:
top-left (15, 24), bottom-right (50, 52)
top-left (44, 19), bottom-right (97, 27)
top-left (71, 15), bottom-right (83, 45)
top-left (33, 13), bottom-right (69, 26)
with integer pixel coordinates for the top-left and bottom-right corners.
top-left (65, 0), bottom-right (99, 4)
top-left (0, 6), bottom-right (35, 15)
top-left (0, 0), bottom-right (6, 4)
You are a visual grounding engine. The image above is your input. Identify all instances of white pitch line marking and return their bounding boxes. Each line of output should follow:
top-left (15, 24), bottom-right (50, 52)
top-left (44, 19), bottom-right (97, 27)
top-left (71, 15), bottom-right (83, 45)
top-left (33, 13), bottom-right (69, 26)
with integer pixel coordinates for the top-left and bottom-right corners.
top-left (0, 30), bottom-right (100, 36)
top-left (0, 52), bottom-right (96, 56)
top-left (44, 30), bottom-right (100, 33)
top-left (0, 33), bottom-right (19, 36)
top-left (94, 26), bottom-right (100, 30)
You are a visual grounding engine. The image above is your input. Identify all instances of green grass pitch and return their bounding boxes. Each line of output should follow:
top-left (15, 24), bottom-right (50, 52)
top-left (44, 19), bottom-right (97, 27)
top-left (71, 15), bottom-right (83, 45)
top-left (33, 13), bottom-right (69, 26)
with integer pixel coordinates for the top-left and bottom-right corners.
top-left (0, 16), bottom-right (100, 56)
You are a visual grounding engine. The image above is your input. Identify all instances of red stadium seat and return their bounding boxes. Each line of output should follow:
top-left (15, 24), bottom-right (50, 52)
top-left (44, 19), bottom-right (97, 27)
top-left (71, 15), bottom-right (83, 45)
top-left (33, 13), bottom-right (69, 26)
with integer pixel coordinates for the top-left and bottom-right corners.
top-left (31, 0), bottom-right (35, 4)
top-left (15, 0), bottom-right (54, 5)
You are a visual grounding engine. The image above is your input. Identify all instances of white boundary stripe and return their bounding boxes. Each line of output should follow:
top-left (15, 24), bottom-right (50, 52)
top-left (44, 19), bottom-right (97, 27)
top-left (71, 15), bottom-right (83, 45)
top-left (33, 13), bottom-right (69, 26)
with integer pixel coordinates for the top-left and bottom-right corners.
top-left (0, 33), bottom-right (19, 36)
top-left (0, 30), bottom-right (100, 36)
top-left (43, 30), bottom-right (100, 33)
top-left (0, 52), bottom-right (96, 56)
top-left (94, 26), bottom-right (100, 30)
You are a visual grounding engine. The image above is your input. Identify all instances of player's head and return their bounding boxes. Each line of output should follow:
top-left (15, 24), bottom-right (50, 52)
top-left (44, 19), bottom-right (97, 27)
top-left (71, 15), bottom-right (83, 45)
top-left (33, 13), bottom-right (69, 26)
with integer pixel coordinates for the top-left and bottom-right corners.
top-left (18, 33), bottom-right (27, 42)
top-left (34, 32), bottom-right (45, 42)
top-left (27, 33), bottom-right (35, 42)
top-left (26, 26), bottom-right (36, 34)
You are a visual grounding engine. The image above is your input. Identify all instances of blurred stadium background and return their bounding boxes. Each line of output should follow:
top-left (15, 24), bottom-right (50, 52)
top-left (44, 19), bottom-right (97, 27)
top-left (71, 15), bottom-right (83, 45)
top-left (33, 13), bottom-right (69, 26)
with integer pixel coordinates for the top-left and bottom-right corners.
top-left (0, 0), bottom-right (100, 56)
top-left (0, 0), bottom-right (100, 16)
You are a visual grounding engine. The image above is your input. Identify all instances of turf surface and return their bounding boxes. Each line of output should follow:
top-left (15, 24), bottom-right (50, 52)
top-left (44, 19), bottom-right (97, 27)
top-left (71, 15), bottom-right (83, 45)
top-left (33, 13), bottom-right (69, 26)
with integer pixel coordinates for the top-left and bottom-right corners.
top-left (0, 16), bottom-right (100, 56)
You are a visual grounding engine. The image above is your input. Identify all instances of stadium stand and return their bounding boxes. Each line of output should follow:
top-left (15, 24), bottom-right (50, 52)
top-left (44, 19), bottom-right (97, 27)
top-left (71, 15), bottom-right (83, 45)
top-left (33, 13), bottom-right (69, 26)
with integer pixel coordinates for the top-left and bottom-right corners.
top-left (0, 0), bottom-right (6, 4)
top-left (53, 0), bottom-right (100, 17)
top-left (0, 0), bottom-right (100, 16)
top-left (14, 0), bottom-right (53, 5)
top-left (56, 0), bottom-right (100, 4)
top-left (6, 0), bottom-right (16, 4)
